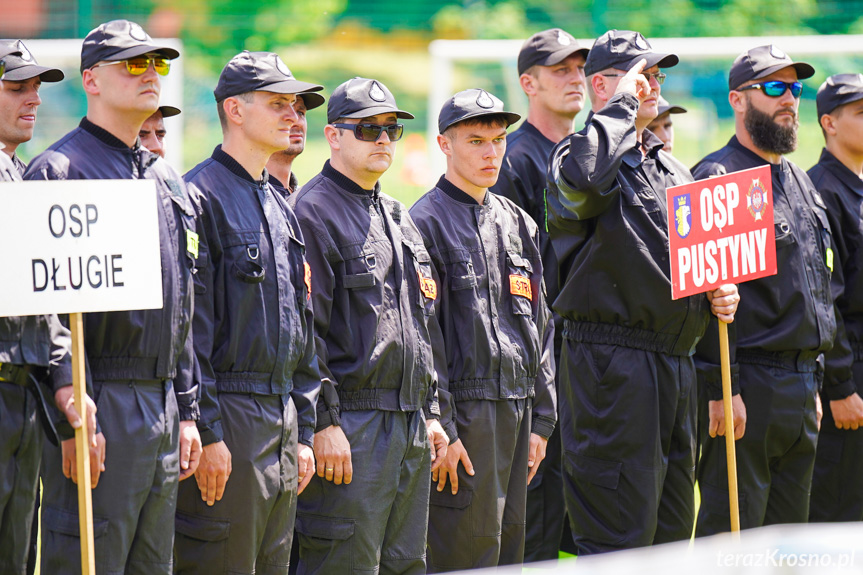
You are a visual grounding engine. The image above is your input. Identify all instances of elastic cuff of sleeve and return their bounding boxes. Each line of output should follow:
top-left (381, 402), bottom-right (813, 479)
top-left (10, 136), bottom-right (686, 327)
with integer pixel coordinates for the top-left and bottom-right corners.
top-left (531, 416), bottom-right (556, 440)
top-left (50, 366), bottom-right (74, 391)
top-left (198, 421), bottom-right (223, 446)
top-left (824, 379), bottom-right (857, 401)
top-left (444, 422), bottom-right (459, 445)
top-left (315, 408), bottom-right (341, 433)
top-left (299, 426), bottom-right (315, 448)
top-left (423, 406), bottom-right (440, 420)
top-left (55, 419), bottom-right (75, 441)
top-left (177, 404), bottom-right (200, 422)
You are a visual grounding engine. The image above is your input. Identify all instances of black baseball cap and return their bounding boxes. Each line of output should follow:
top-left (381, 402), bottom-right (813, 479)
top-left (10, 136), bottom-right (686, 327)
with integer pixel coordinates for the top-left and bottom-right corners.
top-left (517, 29), bottom-right (589, 76)
top-left (728, 45), bottom-right (814, 91)
top-left (656, 96), bottom-right (687, 117)
top-left (214, 51), bottom-right (323, 102)
top-left (327, 77), bottom-right (414, 124)
top-left (584, 30), bottom-right (678, 77)
top-left (1, 40), bottom-right (64, 82)
top-left (438, 89), bottom-right (520, 133)
top-left (158, 105), bottom-right (180, 118)
top-left (80, 20), bottom-right (179, 73)
top-left (817, 73), bottom-right (863, 119)
top-left (297, 92), bottom-right (325, 110)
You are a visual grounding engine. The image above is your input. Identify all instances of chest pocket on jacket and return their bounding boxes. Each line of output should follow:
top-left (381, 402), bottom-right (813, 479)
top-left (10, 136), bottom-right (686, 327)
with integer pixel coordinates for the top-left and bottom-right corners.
top-left (442, 248), bottom-right (477, 291)
top-left (811, 196), bottom-right (834, 273)
top-left (342, 244), bottom-right (377, 290)
top-left (620, 182), bottom-right (669, 255)
top-left (287, 233), bottom-right (310, 307)
top-left (404, 239), bottom-right (436, 317)
top-left (774, 220), bottom-right (796, 248)
top-left (225, 233), bottom-right (267, 284)
top-left (506, 251), bottom-right (534, 317)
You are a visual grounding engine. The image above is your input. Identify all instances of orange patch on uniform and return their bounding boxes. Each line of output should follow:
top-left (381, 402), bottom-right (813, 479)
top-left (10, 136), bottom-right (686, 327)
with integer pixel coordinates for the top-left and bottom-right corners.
top-left (304, 262), bottom-right (312, 299)
top-left (418, 271), bottom-right (437, 300)
top-left (509, 274), bottom-right (532, 300)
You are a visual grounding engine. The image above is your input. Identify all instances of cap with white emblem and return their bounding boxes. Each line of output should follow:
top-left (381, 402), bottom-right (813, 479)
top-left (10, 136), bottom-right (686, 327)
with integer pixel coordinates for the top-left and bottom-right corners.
top-left (326, 77), bottom-right (414, 124)
top-left (437, 88), bottom-right (521, 133)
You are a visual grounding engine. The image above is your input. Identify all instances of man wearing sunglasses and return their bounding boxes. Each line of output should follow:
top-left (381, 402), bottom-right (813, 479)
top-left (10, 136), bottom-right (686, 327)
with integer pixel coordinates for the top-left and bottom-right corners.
top-left (172, 50), bottom-right (323, 574)
top-left (24, 20), bottom-right (202, 574)
top-left (807, 74), bottom-right (863, 525)
top-left (692, 45), bottom-right (835, 536)
top-left (411, 89), bottom-right (556, 570)
top-left (289, 77), bottom-right (448, 574)
top-left (487, 29), bottom-right (588, 561)
top-left (266, 93), bottom-right (324, 199)
top-left (546, 30), bottom-right (739, 554)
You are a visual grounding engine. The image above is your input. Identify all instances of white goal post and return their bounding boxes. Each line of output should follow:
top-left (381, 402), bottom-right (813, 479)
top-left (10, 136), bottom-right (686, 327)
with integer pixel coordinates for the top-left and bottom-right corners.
top-left (427, 34), bottom-right (863, 177)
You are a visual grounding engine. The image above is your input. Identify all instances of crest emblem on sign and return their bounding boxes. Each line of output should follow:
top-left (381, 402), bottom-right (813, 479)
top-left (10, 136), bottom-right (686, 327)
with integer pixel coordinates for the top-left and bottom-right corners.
top-left (674, 194), bottom-right (692, 238)
top-left (17, 41), bottom-right (32, 62)
top-left (369, 82), bottom-right (386, 102)
top-left (275, 55), bottom-right (293, 78)
top-left (769, 45), bottom-right (786, 60)
top-left (635, 34), bottom-right (649, 51)
top-left (557, 30), bottom-right (571, 46)
top-left (476, 90), bottom-right (494, 109)
top-left (129, 22), bottom-right (149, 41)
top-left (747, 178), bottom-right (769, 220)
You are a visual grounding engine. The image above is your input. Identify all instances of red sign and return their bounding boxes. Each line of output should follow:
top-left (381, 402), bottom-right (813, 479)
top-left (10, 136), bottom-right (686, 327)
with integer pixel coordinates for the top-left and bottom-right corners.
top-left (667, 165), bottom-right (777, 300)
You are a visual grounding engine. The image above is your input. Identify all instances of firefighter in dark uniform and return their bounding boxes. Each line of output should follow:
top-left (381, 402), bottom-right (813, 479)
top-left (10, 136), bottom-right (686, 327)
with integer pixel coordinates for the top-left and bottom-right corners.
top-left (412, 89), bottom-right (556, 571)
top-left (0, 41), bottom-right (76, 575)
top-left (693, 45), bottom-right (835, 535)
top-left (0, 39), bottom-right (67, 575)
top-left (545, 30), bottom-right (739, 554)
top-left (172, 51), bottom-right (323, 575)
top-left (267, 92), bottom-right (324, 199)
top-left (807, 74), bottom-right (863, 522)
top-left (25, 20), bottom-right (202, 573)
top-left (138, 104), bottom-right (180, 159)
top-left (289, 77), bottom-right (448, 575)
top-left (488, 28), bottom-right (588, 560)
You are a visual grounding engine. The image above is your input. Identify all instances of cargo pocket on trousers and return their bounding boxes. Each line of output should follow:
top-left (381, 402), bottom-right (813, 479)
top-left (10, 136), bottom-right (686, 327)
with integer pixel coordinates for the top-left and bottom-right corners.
top-left (42, 505), bottom-right (109, 570)
top-left (428, 489), bottom-right (473, 569)
top-left (563, 451), bottom-right (625, 545)
top-left (698, 482), bottom-right (748, 530)
top-left (43, 505), bottom-right (109, 539)
top-left (174, 511), bottom-right (230, 570)
top-left (296, 513), bottom-right (355, 569)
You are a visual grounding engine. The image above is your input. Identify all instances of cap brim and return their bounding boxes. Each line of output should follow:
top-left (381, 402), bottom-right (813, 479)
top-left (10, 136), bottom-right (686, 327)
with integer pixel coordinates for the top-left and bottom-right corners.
top-left (658, 104), bottom-right (687, 115)
top-left (338, 106), bottom-right (415, 121)
top-left (3, 64), bottom-right (64, 82)
top-left (106, 44), bottom-right (180, 63)
top-left (751, 61), bottom-right (816, 84)
top-left (297, 92), bottom-right (325, 110)
top-left (159, 105), bottom-right (181, 118)
top-left (439, 110), bottom-right (521, 133)
top-left (259, 79), bottom-right (324, 96)
top-left (632, 52), bottom-right (679, 70)
top-left (543, 46), bottom-right (590, 67)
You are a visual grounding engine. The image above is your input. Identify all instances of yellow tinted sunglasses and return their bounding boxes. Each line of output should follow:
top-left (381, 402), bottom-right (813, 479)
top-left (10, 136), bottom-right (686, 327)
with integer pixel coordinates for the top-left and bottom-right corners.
top-left (92, 56), bottom-right (170, 76)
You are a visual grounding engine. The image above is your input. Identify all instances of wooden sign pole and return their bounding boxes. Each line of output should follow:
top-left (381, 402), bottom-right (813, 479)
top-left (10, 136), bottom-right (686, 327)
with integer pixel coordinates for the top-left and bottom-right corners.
top-left (71, 312), bottom-right (96, 574)
top-left (718, 321), bottom-right (741, 535)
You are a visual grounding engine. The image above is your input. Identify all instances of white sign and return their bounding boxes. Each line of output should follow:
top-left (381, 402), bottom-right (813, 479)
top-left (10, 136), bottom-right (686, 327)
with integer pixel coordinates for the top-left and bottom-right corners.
top-left (0, 179), bottom-right (164, 316)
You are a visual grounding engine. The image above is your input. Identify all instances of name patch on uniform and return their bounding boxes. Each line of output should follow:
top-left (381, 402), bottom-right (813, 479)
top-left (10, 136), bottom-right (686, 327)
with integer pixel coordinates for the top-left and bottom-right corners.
top-left (304, 262), bottom-right (312, 299)
top-left (186, 230), bottom-right (199, 259)
top-left (509, 274), bottom-right (532, 300)
top-left (418, 272), bottom-right (437, 300)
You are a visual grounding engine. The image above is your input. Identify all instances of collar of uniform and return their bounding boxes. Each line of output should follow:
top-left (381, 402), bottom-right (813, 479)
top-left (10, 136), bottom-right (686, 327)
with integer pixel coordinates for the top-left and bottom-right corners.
top-left (79, 117), bottom-right (135, 150)
top-left (620, 131), bottom-right (666, 170)
top-left (211, 144), bottom-right (266, 185)
top-left (521, 120), bottom-right (556, 146)
top-left (10, 153), bottom-right (26, 177)
top-left (819, 148), bottom-right (863, 196)
top-left (268, 173), bottom-right (289, 196)
top-left (322, 160), bottom-right (381, 198)
top-left (727, 135), bottom-right (786, 173)
top-left (437, 175), bottom-right (486, 205)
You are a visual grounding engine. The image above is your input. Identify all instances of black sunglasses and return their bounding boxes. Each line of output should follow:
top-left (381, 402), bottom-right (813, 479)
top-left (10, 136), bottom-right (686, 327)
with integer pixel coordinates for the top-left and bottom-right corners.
top-left (332, 123), bottom-right (404, 142)
top-left (602, 71), bottom-right (666, 85)
top-left (737, 81), bottom-right (802, 98)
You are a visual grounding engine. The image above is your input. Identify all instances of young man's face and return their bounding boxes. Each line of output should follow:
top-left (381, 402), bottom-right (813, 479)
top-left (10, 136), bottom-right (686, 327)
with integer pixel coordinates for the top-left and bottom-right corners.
top-left (238, 91), bottom-right (299, 154)
top-left (0, 76), bottom-right (42, 153)
top-left (139, 111), bottom-right (166, 157)
top-left (89, 53), bottom-right (163, 116)
top-left (441, 120), bottom-right (506, 191)
top-left (528, 53), bottom-right (587, 117)
top-left (332, 112), bottom-right (399, 179)
top-left (647, 111), bottom-right (674, 153)
top-left (827, 98), bottom-right (863, 158)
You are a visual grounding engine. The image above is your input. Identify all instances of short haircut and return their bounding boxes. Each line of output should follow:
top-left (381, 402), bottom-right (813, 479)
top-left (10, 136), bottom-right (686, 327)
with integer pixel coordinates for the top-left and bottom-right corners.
top-left (442, 114), bottom-right (510, 138)
top-left (216, 91), bottom-right (255, 130)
